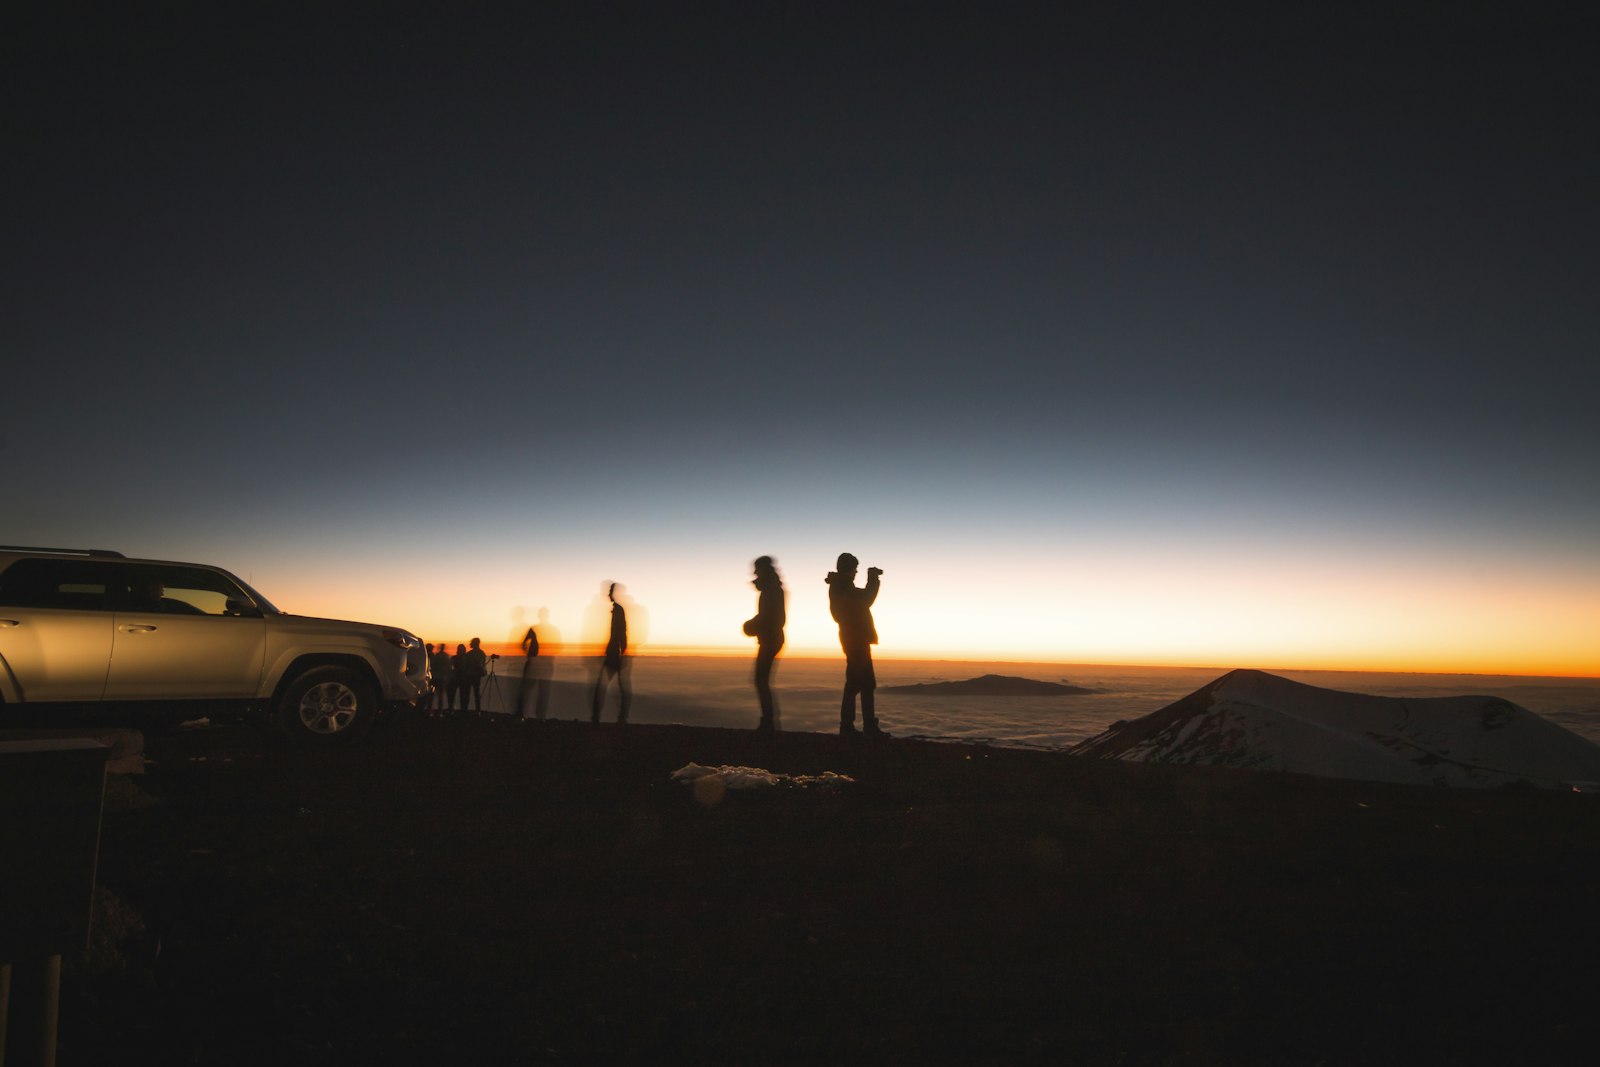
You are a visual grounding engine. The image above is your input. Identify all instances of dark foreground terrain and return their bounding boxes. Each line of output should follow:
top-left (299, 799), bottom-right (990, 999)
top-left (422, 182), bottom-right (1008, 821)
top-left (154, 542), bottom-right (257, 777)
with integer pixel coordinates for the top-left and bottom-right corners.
top-left (50, 713), bottom-right (1600, 1063)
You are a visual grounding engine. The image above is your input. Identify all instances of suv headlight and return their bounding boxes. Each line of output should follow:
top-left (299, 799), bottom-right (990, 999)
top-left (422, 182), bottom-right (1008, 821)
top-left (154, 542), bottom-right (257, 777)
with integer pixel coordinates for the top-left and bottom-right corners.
top-left (382, 629), bottom-right (421, 650)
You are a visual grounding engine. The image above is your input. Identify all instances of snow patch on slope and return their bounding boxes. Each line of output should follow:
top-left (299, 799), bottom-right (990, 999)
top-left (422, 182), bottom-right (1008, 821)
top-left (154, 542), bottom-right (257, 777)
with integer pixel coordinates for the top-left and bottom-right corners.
top-left (1069, 669), bottom-right (1600, 790)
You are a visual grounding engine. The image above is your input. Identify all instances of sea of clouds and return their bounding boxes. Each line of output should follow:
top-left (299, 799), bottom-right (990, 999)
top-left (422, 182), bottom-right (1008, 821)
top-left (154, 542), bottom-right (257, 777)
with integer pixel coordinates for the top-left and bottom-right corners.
top-left (482, 655), bottom-right (1600, 751)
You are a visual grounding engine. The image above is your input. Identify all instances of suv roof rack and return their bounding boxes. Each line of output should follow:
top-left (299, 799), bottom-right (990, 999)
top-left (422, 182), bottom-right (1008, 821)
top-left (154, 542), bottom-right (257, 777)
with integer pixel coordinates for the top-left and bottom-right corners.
top-left (0, 545), bottom-right (126, 558)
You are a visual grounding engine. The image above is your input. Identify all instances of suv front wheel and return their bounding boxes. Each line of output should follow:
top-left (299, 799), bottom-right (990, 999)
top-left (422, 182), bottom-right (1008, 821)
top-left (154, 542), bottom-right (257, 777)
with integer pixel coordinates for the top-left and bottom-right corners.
top-left (278, 666), bottom-right (377, 743)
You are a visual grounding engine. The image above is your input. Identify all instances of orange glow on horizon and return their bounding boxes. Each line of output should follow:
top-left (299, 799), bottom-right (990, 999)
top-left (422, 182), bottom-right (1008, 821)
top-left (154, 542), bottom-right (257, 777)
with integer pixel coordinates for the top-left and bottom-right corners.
top-left (230, 542), bottom-right (1600, 682)
top-left (458, 643), bottom-right (1598, 680)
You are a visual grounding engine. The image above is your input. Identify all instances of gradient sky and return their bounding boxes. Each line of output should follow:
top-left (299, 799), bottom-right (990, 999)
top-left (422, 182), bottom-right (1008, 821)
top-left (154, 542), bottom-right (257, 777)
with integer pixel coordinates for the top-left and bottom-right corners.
top-left (6, 4), bottom-right (1598, 674)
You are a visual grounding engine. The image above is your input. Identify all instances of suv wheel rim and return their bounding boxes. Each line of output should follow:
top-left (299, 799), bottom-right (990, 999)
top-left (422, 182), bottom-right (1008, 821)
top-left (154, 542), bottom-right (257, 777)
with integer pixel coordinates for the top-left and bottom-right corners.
top-left (298, 681), bottom-right (360, 734)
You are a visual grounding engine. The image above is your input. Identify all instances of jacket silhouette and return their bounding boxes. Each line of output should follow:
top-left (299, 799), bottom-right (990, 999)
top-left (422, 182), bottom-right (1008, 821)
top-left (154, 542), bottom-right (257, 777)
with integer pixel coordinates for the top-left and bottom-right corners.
top-left (826, 568), bottom-right (879, 648)
top-left (826, 554), bottom-right (884, 737)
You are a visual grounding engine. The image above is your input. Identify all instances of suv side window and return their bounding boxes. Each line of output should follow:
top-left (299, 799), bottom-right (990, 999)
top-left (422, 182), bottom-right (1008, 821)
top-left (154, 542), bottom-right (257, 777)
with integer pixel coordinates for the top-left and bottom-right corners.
top-left (121, 565), bottom-right (252, 616)
top-left (0, 558), bottom-right (122, 611)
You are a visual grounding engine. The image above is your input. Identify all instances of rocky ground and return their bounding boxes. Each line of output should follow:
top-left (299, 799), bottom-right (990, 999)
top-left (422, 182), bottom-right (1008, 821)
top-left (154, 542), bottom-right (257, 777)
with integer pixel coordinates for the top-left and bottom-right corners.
top-left (53, 712), bottom-right (1600, 1064)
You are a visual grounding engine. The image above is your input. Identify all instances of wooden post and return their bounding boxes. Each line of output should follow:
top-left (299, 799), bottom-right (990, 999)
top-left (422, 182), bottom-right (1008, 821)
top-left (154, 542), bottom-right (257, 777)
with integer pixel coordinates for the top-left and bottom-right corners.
top-left (1, 960), bottom-right (11, 1067)
top-left (0, 739), bottom-right (109, 1067)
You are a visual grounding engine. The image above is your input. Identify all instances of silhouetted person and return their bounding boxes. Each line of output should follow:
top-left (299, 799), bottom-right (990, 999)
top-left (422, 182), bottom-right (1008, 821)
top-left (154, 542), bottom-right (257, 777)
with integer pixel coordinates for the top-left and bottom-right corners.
top-left (426, 643), bottom-right (454, 715)
top-left (515, 623), bottom-right (539, 719)
top-left (450, 643), bottom-right (469, 712)
top-left (591, 583), bottom-right (631, 724)
top-left (743, 555), bottom-right (786, 732)
top-left (461, 637), bottom-right (488, 713)
top-left (528, 607), bottom-right (560, 716)
top-left (516, 607), bottom-right (559, 721)
top-left (827, 553), bottom-right (886, 738)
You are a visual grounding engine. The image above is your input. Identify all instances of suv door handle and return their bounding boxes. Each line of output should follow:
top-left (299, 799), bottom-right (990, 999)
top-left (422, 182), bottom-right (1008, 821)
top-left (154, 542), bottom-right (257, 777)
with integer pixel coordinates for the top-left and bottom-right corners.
top-left (0, 619), bottom-right (18, 628)
top-left (119, 624), bottom-right (159, 633)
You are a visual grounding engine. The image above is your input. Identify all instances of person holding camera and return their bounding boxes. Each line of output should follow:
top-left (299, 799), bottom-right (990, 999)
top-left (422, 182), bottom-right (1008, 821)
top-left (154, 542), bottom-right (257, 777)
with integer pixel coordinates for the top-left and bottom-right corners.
top-left (826, 553), bottom-right (887, 739)
top-left (743, 555), bottom-right (786, 732)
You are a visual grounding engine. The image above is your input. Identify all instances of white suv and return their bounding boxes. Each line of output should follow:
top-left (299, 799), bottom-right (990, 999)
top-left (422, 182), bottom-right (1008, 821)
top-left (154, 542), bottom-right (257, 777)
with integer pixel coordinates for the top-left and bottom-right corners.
top-left (0, 546), bottom-right (429, 742)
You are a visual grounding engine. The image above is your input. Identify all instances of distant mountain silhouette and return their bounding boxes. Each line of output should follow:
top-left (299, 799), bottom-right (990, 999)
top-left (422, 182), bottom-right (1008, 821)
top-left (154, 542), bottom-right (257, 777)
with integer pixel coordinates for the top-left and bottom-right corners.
top-left (881, 674), bottom-right (1098, 696)
top-left (1069, 669), bottom-right (1600, 790)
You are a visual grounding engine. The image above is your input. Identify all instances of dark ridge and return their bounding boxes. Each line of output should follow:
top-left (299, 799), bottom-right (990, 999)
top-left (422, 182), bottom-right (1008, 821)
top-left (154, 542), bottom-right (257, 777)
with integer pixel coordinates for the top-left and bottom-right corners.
top-left (55, 706), bottom-right (1600, 1064)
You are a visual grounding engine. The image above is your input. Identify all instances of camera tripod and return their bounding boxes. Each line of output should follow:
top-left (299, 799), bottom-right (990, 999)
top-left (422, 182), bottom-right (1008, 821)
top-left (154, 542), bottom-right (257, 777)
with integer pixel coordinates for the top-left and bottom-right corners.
top-left (481, 654), bottom-right (504, 712)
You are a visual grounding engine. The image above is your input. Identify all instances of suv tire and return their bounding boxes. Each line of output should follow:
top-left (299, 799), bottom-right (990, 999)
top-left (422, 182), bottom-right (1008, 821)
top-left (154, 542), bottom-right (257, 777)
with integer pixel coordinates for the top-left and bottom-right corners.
top-left (278, 666), bottom-right (377, 743)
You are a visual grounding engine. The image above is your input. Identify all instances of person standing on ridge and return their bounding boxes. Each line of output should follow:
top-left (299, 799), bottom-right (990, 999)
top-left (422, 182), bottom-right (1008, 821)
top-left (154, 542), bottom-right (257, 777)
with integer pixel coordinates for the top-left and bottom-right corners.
top-left (531, 608), bottom-right (560, 720)
top-left (743, 555), bottom-right (786, 732)
top-left (450, 643), bottom-right (470, 714)
top-left (460, 637), bottom-right (488, 714)
top-left (826, 552), bottom-right (887, 739)
top-left (516, 611), bottom-right (560, 722)
top-left (516, 622), bottom-right (541, 721)
top-left (426, 643), bottom-right (454, 716)
top-left (591, 583), bottom-right (631, 724)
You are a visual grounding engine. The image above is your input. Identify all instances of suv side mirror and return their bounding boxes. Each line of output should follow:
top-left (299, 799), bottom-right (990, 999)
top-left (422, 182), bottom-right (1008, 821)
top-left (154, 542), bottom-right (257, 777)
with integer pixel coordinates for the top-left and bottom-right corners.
top-left (225, 599), bottom-right (263, 618)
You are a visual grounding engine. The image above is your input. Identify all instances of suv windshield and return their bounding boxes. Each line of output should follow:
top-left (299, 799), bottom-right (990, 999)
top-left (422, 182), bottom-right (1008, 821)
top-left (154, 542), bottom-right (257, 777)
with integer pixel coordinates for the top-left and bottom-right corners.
top-left (234, 578), bottom-right (281, 616)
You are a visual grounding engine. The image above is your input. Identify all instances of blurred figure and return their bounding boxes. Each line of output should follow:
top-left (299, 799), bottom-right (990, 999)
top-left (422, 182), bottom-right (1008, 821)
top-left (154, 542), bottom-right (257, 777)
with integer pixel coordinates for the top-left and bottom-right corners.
top-left (590, 582), bottom-right (631, 724)
top-left (516, 607), bottom-right (560, 722)
top-left (826, 553), bottom-right (887, 739)
top-left (426, 643), bottom-right (455, 716)
top-left (460, 637), bottom-right (488, 713)
top-left (743, 555), bottom-right (786, 732)
top-left (515, 621), bottom-right (540, 720)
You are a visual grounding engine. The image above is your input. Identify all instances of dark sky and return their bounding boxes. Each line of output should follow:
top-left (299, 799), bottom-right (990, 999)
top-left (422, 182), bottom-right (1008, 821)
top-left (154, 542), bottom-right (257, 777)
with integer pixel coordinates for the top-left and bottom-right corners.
top-left (6, 3), bottom-right (1597, 667)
